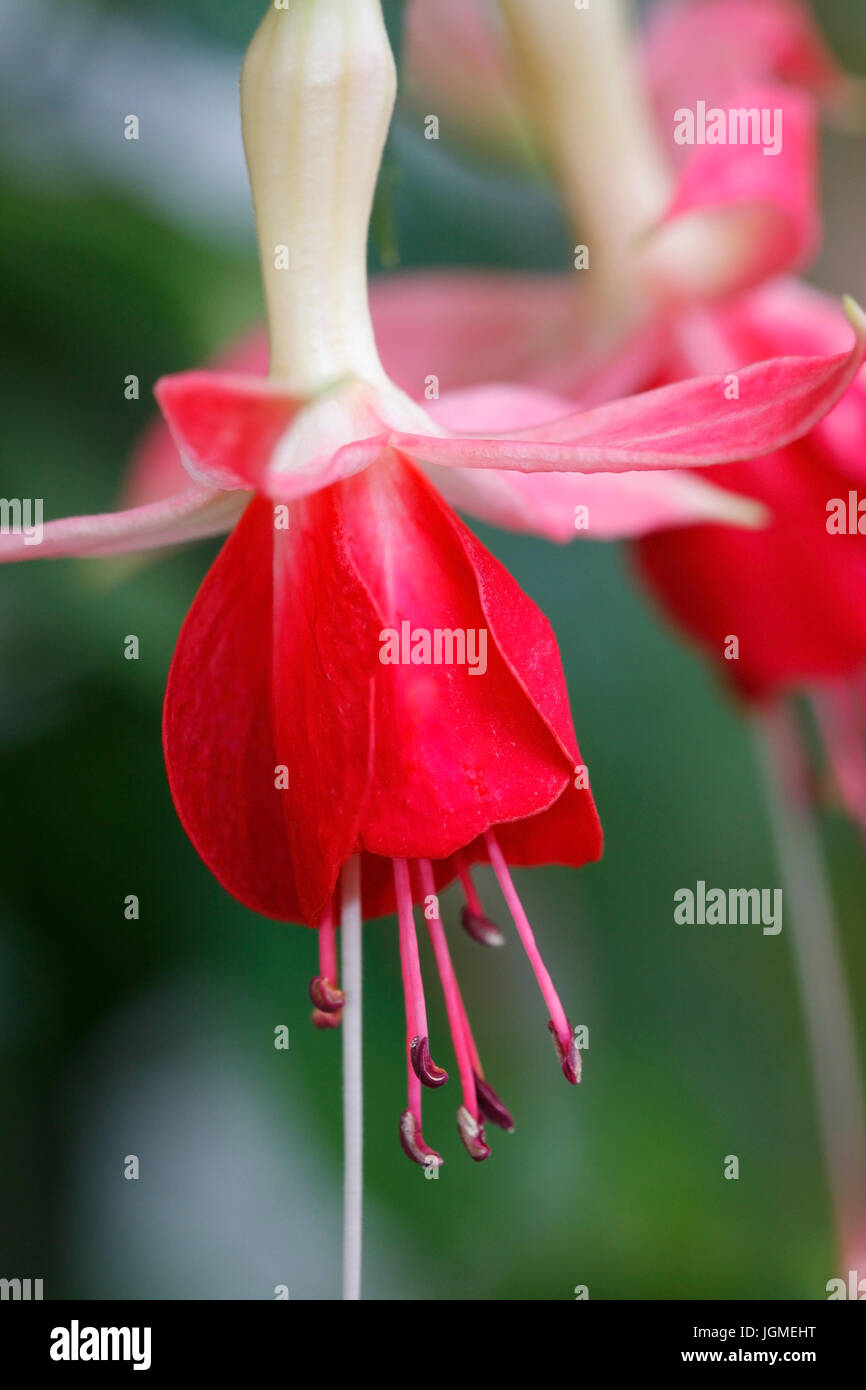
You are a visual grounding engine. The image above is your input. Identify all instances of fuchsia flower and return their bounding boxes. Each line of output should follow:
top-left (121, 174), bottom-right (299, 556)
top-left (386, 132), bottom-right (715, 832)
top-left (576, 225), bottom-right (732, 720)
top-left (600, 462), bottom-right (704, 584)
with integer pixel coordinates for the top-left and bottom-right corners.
top-left (356, 0), bottom-right (866, 828)
top-left (3, 0), bottom-right (865, 1173)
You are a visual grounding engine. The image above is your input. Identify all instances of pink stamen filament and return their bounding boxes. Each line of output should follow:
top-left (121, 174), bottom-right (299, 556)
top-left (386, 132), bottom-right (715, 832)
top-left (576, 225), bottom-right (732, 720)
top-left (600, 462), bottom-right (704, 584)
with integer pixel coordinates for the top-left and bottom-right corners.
top-left (319, 902), bottom-right (339, 984)
top-left (416, 860), bottom-right (480, 1119)
top-left (393, 858), bottom-right (428, 1120)
top-left (310, 900), bottom-right (345, 1021)
top-left (458, 858), bottom-right (485, 918)
top-left (457, 856), bottom-right (505, 947)
top-left (484, 828), bottom-right (572, 1051)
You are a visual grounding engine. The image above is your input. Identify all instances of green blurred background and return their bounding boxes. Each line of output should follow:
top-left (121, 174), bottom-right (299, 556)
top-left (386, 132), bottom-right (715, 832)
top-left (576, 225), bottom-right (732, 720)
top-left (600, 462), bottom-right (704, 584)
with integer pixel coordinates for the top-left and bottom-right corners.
top-left (1, 0), bottom-right (865, 1300)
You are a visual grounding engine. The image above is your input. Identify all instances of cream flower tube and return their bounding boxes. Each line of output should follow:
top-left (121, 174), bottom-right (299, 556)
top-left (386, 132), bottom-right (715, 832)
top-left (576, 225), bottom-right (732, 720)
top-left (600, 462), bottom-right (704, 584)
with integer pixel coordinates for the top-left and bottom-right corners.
top-left (241, 0), bottom-right (395, 392)
top-left (497, 0), bottom-right (773, 306)
top-left (497, 0), bottom-right (671, 288)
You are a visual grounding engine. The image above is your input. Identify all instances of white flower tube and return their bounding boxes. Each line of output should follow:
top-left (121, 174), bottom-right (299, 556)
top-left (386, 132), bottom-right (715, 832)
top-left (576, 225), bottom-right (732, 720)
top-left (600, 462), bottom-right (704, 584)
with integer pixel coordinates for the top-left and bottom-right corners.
top-left (241, 0), bottom-right (395, 392)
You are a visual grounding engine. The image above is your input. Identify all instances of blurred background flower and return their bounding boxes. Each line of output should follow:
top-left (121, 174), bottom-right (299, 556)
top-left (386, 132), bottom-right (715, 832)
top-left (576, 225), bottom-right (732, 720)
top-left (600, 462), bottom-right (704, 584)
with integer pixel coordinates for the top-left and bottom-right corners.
top-left (1, 0), bottom-right (866, 1299)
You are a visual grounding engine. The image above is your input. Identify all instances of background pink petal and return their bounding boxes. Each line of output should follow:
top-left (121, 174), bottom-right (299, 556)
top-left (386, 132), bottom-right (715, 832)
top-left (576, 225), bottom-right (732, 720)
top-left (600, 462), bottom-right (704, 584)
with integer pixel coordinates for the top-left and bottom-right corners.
top-left (648, 86), bottom-right (820, 299)
top-left (715, 278), bottom-right (866, 485)
top-left (341, 458), bottom-right (600, 867)
top-left (423, 383), bottom-right (765, 536)
top-left (372, 271), bottom-right (584, 398)
top-left (645, 0), bottom-right (846, 144)
top-left (426, 458), bottom-right (765, 541)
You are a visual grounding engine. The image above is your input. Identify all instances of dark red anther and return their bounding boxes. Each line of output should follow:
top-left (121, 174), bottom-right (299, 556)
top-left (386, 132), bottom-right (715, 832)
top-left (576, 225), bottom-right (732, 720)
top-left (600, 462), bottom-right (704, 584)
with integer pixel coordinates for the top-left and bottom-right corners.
top-left (460, 906), bottom-right (505, 948)
top-left (399, 1110), bottom-right (444, 1169)
top-left (410, 1034), bottom-right (449, 1088)
top-left (474, 1073), bottom-right (515, 1132)
top-left (549, 1020), bottom-right (581, 1085)
top-left (309, 975), bottom-right (345, 1013)
top-left (457, 1105), bottom-right (491, 1162)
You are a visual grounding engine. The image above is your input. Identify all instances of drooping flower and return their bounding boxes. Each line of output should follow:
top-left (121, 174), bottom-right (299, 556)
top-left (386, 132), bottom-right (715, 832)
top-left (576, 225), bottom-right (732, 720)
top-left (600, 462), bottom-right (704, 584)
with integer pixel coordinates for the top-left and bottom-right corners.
top-left (3, 0), bottom-right (864, 1171)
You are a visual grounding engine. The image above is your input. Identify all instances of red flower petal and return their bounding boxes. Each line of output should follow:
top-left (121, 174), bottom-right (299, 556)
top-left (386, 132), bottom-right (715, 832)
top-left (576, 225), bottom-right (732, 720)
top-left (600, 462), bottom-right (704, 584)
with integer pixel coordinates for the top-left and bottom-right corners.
top-left (339, 456), bottom-right (600, 866)
top-left (635, 438), bottom-right (866, 700)
top-left (164, 458), bottom-right (600, 923)
top-left (163, 493), bottom-right (379, 924)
